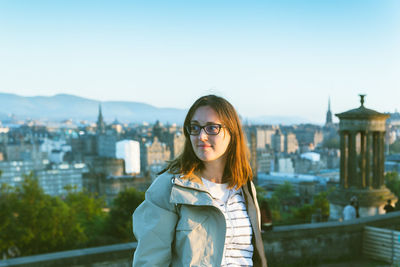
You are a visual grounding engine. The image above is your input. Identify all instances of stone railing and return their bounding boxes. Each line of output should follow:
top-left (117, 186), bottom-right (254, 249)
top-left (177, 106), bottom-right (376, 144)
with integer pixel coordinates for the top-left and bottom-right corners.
top-left (264, 211), bottom-right (400, 265)
top-left (1, 211), bottom-right (400, 267)
top-left (0, 243), bottom-right (136, 267)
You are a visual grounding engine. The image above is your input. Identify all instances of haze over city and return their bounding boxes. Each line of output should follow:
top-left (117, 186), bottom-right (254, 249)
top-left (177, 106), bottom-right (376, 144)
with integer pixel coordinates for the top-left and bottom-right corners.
top-left (1, 0), bottom-right (399, 123)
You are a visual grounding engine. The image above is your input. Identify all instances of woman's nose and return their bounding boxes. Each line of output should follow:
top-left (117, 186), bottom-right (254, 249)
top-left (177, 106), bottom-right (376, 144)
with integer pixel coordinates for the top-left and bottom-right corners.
top-left (198, 128), bottom-right (208, 140)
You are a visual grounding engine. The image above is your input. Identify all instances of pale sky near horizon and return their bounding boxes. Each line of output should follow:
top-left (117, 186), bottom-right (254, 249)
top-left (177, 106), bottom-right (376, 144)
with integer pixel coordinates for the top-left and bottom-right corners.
top-left (0, 0), bottom-right (399, 124)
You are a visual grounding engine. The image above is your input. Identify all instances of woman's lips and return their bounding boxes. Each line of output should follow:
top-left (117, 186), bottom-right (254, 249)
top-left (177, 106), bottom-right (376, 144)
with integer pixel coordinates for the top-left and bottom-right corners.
top-left (198, 144), bottom-right (212, 148)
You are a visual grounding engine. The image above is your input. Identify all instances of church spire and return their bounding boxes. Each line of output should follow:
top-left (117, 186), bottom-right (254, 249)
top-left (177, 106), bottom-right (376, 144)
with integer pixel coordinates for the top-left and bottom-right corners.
top-left (97, 104), bottom-right (105, 134)
top-left (325, 97), bottom-right (333, 126)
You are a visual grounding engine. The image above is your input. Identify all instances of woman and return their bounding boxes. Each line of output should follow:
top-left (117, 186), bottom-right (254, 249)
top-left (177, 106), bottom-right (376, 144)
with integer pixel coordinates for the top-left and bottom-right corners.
top-left (133, 95), bottom-right (267, 266)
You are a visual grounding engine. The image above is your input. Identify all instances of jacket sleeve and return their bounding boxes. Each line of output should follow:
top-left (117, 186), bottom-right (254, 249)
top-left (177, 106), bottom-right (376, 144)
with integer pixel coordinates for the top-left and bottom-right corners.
top-left (132, 174), bottom-right (178, 267)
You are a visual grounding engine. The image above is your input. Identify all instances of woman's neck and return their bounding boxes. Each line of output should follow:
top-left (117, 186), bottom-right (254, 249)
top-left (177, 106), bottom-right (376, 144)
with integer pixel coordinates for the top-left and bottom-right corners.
top-left (200, 159), bottom-right (226, 184)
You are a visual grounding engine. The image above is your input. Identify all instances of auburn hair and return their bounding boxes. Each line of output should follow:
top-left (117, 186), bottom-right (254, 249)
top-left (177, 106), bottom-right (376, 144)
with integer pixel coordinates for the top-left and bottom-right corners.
top-left (164, 95), bottom-right (253, 189)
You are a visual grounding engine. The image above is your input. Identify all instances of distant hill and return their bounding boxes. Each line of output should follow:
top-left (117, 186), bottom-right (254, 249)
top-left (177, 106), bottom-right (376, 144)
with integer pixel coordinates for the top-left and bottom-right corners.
top-left (0, 92), bottom-right (314, 125)
top-left (0, 93), bottom-right (186, 124)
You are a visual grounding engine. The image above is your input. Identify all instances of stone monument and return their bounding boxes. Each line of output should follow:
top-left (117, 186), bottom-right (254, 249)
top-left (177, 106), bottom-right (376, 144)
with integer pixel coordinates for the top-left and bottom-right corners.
top-left (329, 95), bottom-right (397, 219)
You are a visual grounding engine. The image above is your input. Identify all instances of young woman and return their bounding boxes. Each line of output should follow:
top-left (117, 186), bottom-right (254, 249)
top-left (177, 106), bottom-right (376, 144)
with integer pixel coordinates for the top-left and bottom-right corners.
top-left (132, 95), bottom-right (267, 267)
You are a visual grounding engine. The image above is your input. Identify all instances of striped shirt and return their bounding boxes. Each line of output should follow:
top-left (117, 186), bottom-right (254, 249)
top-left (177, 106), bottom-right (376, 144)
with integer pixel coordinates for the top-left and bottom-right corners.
top-left (202, 178), bottom-right (253, 267)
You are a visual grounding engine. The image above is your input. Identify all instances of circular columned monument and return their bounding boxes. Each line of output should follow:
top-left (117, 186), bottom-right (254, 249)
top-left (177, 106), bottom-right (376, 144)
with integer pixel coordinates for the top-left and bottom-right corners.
top-left (329, 95), bottom-right (397, 219)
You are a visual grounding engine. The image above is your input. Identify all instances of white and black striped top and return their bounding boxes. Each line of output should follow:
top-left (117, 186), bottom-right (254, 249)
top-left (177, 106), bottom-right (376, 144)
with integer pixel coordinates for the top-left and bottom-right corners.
top-left (202, 178), bottom-right (253, 267)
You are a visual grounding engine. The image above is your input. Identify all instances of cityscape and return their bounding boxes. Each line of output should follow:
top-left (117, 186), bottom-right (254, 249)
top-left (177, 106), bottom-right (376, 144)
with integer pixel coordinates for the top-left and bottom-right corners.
top-left (1, 93), bottom-right (400, 266)
top-left (1, 1), bottom-right (399, 266)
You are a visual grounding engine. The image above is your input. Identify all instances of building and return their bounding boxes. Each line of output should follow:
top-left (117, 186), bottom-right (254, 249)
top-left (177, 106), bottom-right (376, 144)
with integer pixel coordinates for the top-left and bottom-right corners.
top-left (385, 154), bottom-right (400, 173)
top-left (329, 95), bottom-right (398, 219)
top-left (255, 126), bottom-right (276, 149)
top-left (110, 119), bottom-right (124, 134)
top-left (97, 134), bottom-right (117, 158)
top-left (272, 129), bottom-right (285, 153)
top-left (0, 160), bottom-right (87, 196)
top-left (97, 175), bottom-right (149, 205)
top-left (141, 136), bottom-right (171, 178)
top-left (69, 134), bottom-right (98, 161)
top-left (257, 172), bottom-right (327, 200)
top-left (0, 160), bottom-right (47, 187)
top-left (386, 111), bottom-right (400, 126)
top-left (284, 132), bottom-right (299, 154)
top-left (257, 152), bottom-right (273, 173)
top-left (171, 131), bottom-right (185, 159)
top-left (40, 138), bottom-right (71, 164)
top-left (275, 157), bottom-right (294, 173)
top-left (152, 120), bottom-right (163, 141)
top-left (83, 157), bottom-right (125, 196)
top-left (36, 163), bottom-right (88, 196)
top-left (86, 157), bottom-right (125, 177)
top-left (294, 152), bottom-right (325, 174)
top-left (293, 125), bottom-right (324, 152)
top-left (116, 140), bottom-right (140, 175)
top-left (5, 142), bottom-right (44, 162)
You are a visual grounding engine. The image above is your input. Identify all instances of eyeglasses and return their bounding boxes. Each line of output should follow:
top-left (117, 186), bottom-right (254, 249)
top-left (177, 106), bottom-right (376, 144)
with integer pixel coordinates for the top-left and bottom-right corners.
top-left (186, 124), bottom-right (224, 136)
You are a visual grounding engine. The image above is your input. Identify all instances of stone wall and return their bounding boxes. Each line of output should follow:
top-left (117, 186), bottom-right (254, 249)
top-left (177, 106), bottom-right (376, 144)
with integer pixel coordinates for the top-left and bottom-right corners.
top-left (1, 211), bottom-right (400, 267)
top-left (263, 211), bottom-right (400, 266)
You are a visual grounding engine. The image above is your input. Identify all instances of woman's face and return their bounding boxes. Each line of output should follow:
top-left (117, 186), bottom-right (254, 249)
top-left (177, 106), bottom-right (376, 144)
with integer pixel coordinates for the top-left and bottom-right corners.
top-left (189, 105), bottom-right (231, 164)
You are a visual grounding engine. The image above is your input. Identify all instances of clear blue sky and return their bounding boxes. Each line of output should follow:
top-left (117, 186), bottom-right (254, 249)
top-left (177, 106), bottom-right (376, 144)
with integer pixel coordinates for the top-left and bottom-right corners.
top-left (0, 0), bottom-right (399, 123)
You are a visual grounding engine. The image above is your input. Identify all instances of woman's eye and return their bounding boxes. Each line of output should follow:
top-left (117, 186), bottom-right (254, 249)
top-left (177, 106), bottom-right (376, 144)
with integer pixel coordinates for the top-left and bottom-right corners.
top-left (207, 125), bottom-right (219, 133)
top-left (190, 125), bottom-right (200, 131)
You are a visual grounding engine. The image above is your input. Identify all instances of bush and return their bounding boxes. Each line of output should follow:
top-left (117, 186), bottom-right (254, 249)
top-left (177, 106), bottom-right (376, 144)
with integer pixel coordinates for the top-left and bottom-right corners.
top-left (104, 187), bottom-right (145, 243)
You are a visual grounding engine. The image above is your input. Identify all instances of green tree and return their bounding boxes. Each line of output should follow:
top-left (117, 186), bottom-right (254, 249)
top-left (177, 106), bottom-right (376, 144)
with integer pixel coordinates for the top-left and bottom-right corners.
top-left (385, 172), bottom-right (400, 210)
top-left (267, 182), bottom-right (297, 225)
top-left (312, 191), bottom-right (330, 219)
top-left (290, 191), bottom-right (330, 224)
top-left (255, 185), bottom-right (268, 203)
top-left (0, 183), bottom-right (19, 256)
top-left (262, 182), bottom-right (331, 225)
top-left (64, 187), bottom-right (107, 246)
top-left (385, 172), bottom-right (400, 196)
top-left (105, 187), bottom-right (145, 243)
top-left (273, 181), bottom-right (296, 202)
top-left (0, 173), bottom-right (86, 257)
top-left (291, 204), bottom-right (314, 224)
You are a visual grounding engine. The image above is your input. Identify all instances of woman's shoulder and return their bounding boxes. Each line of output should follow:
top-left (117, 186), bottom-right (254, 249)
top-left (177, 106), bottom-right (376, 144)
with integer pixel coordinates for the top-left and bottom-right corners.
top-left (145, 171), bottom-right (177, 207)
top-left (148, 171), bottom-right (175, 191)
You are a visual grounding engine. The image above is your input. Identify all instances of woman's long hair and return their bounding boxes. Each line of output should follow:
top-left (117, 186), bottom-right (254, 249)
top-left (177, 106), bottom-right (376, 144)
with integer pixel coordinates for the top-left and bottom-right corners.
top-left (164, 95), bottom-right (252, 189)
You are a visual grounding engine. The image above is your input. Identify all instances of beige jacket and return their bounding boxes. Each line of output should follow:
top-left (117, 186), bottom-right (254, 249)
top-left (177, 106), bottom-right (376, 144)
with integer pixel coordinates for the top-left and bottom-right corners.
top-left (132, 172), bottom-right (267, 267)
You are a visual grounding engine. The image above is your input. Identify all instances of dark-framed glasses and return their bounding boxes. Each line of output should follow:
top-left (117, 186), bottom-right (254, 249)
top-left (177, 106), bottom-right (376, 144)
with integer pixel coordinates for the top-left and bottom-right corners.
top-left (186, 124), bottom-right (223, 136)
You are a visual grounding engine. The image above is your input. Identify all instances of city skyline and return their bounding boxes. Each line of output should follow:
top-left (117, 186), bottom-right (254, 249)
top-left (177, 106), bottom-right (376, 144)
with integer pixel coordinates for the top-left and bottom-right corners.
top-left (1, 0), bottom-right (399, 124)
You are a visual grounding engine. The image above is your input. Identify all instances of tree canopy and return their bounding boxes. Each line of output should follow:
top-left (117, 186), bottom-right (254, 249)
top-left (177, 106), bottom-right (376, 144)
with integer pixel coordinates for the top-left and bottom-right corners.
top-left (257, 182), bottom-right (330, 225)
top-left (104, 187), bottom-right (145, 243)
top-left (0, 173), bottom-right (86, 257)
top-left (0, 173), bottom-right (145, 258)
top-left (385, 172), bottom-right (400, 210)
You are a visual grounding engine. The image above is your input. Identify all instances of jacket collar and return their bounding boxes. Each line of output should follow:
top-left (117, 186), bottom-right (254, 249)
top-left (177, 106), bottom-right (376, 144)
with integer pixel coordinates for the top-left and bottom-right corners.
top-left (173, 173), bottom-right (206, 190)
top-left (170, 173), bottom-right (214, 206)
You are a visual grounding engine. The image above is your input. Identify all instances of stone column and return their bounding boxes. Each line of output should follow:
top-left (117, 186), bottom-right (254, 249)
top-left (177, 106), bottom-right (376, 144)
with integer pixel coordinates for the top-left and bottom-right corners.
top-left (348, 131), bottom-right (357, 187)
top-left (360, 131), bottom-right (366, 188)
top-left (379, 132), bottom-right (385, 187)
top-left (372, 132), bottom-right (379, 188)
top-left (365, 132), bottom-right (372, 188)
top-left (340, 132), bottom-right (348, 188)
